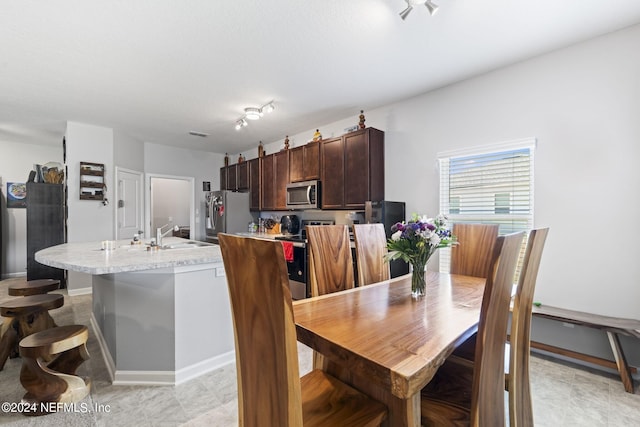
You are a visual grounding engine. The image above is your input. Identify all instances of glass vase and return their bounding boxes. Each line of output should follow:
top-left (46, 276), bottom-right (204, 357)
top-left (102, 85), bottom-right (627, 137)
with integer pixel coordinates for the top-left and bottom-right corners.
top-left (411, 261), bottom-right (426, 298)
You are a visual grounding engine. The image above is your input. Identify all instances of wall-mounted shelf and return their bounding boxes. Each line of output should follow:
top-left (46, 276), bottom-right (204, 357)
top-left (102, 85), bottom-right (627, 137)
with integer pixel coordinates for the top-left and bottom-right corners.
top-left (79, 162), bottom-right (105, 200)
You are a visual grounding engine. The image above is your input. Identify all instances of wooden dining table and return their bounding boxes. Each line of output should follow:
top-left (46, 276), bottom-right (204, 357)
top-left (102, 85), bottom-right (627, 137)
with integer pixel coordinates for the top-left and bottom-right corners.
top-left (293, 271), bottom-right (486, 427)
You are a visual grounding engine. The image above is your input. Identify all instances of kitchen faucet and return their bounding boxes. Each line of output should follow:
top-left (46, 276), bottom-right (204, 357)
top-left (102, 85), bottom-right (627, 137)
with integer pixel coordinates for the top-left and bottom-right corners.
top-left (156, 224), bottom-right (179, 247)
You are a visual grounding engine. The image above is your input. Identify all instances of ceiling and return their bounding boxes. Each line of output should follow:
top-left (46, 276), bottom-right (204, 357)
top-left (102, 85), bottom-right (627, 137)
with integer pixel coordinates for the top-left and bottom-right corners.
top-left (2, 1), bottom-right (640, 155)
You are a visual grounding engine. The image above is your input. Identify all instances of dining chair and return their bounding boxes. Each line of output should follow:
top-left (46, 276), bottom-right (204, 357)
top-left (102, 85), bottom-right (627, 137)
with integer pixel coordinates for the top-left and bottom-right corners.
top-left (353, 224), bottom-right (390, 286)
top-left (306, 225), bottom-right (355, 296)
top-left (447, 228), bottom-right (549, 427)
top-left (450, 223), bottom-right (500, 278)
top-left (306, 225), bottom-right (355, 369)
top-left (420, 231), bottom-right (525, 427)
top-left (218, 234), bottom-right (388, 427)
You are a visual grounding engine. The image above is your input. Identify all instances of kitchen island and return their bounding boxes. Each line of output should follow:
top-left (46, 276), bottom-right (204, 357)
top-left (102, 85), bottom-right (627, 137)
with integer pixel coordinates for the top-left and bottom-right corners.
top-left (36, 238), bottom-right (234, 386)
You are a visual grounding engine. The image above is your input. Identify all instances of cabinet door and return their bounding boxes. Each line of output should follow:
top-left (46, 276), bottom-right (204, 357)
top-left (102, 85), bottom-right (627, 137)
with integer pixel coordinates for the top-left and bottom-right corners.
top-left (321, 137), bottom-right (344, 209)
top-left (303, 141), bottom-right (320, 180)
top-left (344, 130), bottom-right (369, 208)
top-left (227, 165), bottom-right (238, 191)
top-left (344, 128), bottom-right (385, 208)
top-left (249, 158), bottom-right (261, 211)
top-left (220, 167), bottom-right (228, 191)
top-left (274, 150), bottom-right (289, 210)
top-left (261, 154), bottom-right (276, 210)
top-left (237, 162), bottom-right (249, 190)
top-left (289, 146), bottom-right (304, 183)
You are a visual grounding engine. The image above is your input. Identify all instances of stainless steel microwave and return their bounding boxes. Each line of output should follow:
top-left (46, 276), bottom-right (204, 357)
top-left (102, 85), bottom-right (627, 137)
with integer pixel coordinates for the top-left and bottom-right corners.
top-left (286, 180), bottom-right (320, 210)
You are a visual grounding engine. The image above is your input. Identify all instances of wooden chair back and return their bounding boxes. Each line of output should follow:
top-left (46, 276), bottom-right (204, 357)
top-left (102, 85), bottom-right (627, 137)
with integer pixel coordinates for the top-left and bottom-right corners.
top-left (353, 224), bottom-right (390, 286)
top-left (450, 223), bottom-right (500, 278)
top-left (471, 231), bottom-right (525, 426)
top-left (508, 228), bottom-right (549, 427)
top-left (306, 225), bottom-right (355, 297)
top-left (218, 234), bottom-right (303, 427)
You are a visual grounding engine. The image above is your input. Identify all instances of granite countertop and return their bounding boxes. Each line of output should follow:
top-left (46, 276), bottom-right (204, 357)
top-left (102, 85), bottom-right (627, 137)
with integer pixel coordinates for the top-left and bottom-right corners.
top-left (35, 237), bottom-right (222, 275)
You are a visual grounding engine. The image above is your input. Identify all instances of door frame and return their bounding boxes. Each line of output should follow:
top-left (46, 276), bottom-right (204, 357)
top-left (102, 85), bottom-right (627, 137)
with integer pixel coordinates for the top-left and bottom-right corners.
top-left (114, 166), bottom-right (144, 240)
top-left (145, 173), bottom-right (195, 240)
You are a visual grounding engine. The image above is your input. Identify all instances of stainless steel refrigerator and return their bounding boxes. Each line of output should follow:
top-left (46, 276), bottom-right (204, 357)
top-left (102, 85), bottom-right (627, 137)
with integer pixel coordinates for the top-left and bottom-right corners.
top-left (205, 191), bottom-right (254, 243)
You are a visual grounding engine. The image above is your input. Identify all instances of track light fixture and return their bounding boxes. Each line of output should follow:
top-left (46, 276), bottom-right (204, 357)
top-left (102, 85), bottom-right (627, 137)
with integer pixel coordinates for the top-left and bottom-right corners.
top-left (399, 0), bottom-right (438, 20)
top-left (235, 101), bottom-right (276, 130)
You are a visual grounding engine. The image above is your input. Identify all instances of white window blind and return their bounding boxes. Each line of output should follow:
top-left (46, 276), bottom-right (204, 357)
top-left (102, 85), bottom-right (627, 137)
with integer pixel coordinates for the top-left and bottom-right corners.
top-left (438, 139), bottom-right (535, 273)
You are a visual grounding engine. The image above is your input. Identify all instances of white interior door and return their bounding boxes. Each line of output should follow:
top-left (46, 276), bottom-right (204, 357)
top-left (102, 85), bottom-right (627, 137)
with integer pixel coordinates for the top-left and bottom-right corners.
top-left (116, 167), bottom-right (144, 239)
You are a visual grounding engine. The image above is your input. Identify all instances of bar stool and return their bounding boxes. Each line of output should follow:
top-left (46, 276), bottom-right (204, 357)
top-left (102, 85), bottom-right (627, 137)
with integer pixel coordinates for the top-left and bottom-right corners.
top-left (8, 279), bottom-right (61, 296)
top-left (19, 325), bottom-right (91, 415)
top-left (0, 294), bottom-right (64, 370)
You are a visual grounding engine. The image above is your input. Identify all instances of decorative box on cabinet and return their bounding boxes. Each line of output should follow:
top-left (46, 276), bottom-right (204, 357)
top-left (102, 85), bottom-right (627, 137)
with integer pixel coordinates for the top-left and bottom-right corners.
top-left (79, 162), bottom-right (105, 200)
top-left (26, 182), bottom-right (66, 284)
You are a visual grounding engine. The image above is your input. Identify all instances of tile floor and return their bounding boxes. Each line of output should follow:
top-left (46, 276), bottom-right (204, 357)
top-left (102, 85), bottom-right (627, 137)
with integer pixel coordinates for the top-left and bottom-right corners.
top-left (0, 281), bottom-right (638, 426)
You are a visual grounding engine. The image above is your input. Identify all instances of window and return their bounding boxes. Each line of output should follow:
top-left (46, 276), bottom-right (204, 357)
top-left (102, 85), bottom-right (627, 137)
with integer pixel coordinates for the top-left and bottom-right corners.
top-left (438, 139), bottom-right (535, 273)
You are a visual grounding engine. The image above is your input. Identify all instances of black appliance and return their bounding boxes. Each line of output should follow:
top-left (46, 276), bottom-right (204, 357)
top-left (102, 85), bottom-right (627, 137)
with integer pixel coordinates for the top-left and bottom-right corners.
top-left (280, 215), bottom-right (300, 235)
top-left (365, 200), bottom-right (409, 278)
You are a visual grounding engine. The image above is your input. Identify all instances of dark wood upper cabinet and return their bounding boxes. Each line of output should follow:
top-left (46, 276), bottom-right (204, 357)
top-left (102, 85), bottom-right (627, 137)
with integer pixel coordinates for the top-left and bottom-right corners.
top-left (220, 166), bottom-right (228, 191)
top-left (227, 165), bottom-right (238, 191)
top-left (320, 137), bottom-right (345, 209)
top-left (289, 141), bottom-right (320, 183)
top-left (344, 128), bottom-right (384, 208)
top-left (249, 158), bottom-right (261, 211)
top-left (237, 161), bottom-right (249, 191)
top-left (274, 151), bottom-right (289, 210)
top-left (321, 128), bottom-right (384, 209)
top-left (261, 154), bottom-right (276, 210)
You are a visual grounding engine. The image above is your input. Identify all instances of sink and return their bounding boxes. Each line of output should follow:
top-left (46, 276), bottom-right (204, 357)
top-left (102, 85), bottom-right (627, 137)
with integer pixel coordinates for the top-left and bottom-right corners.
top-left (161, 241), bottom-right (213, 250)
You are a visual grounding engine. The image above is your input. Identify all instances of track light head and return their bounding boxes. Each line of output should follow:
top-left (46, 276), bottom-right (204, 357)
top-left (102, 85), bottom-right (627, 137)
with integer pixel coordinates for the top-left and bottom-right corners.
top-left (425, 1), bottom-right (438, 15)
top-left (399, 5), bottom-right (413, 20)
top-left (262, 102), bottom-right (275, 114)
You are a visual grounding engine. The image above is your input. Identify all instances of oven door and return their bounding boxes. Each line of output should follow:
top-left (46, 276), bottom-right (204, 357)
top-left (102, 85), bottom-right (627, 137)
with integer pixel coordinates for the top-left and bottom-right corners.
top-left (285, 245), bottom-right (308, 300)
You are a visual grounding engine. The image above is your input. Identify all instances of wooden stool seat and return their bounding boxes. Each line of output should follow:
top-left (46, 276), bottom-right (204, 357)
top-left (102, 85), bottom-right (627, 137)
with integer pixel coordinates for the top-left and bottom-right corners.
top-left (1, 294), bottom-right (64, 317)
top-left (8, 279), bottom-right (61, 296)
top-left (19, 325), bottom-right (91, 414)
top-left (0, 294), bottom-right (64, 371)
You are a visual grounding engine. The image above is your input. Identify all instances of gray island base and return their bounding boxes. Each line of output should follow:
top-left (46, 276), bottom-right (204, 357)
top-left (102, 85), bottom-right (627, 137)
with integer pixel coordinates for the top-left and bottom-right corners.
top-left (36, 238), bottom-right (234, 385)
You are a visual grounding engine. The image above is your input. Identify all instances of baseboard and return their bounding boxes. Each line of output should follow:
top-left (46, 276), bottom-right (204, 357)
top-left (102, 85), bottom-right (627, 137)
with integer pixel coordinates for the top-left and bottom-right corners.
top-left (89, 312), bottom-right (235, 386)
top-left (68, 286), bottom-right (92, 296)
top-left (1, 273), bottom-right (26, 280)
top-left (111, 351), bottom-right (235, 386)
top-left (89, 313), bottom-right (116, 383)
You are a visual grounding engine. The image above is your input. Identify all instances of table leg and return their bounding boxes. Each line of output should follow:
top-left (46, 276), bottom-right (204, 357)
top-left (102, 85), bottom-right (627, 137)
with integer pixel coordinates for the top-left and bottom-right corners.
top-left (325, 359), bottom-right (421, 427)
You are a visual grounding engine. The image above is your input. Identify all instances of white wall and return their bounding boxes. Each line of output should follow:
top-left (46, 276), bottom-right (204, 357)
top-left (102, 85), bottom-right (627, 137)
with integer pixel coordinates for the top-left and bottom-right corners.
top-left (0, 140), bottom-right (62, 277)
top-left (114, 130), bottom-right (144, 172)
top-left (65, 122), bottom-right (114, 291)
